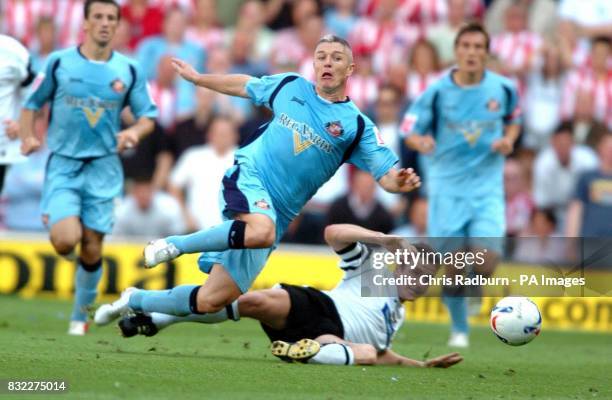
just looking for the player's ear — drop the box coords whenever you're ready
[346,62,355,78]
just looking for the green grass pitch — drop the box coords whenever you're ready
[0,295,610,400]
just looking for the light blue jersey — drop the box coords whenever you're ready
[25,47,157,159]
[402,69,521,199]
[240,73,398,221]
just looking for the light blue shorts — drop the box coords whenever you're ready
[41,153,122,234]
[428,194,505,253]
[198,161,291,293]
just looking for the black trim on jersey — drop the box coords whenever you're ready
[340,114,365,165]
[77,45,114,62]
[333,96,351,104]
[21,58,36,87]
[47,58,62,126]
[269,75,299,109]
[240,121,270,149]
[430,90,440,139]
[501,84,513,122]
[122,64,137,109]
[336,242,357,255]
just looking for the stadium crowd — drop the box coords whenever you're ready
[1,0,611,260]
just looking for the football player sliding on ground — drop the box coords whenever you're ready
[97,224,462,368]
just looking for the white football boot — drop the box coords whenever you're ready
[143,239,181,268]
[94,287,138,326]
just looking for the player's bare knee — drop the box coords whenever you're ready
[196,288,236,314]
[323,225,340,245]
[353,344,377,365]
[50,234,78,255]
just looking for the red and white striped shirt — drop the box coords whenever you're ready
[561,67,612,128]
[358,0,484,26]
[347,74,380,110]
[491,31,542,72]
[350,18,421,74]
[269,28,308,71]
[148,81,177,130]
[405,71,439,103]
[55,0,84,48]
[2,0,56,47]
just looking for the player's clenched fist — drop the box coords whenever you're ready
[117,128,140,152]
[396,167,421,192]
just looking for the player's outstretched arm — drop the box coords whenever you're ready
[171,58,251,98]
[378,167,421,194]
[376,349,463,368]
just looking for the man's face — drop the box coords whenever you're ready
[84,2,119,46]
[591,42,611,72]
[313,42,354,93]
[454,32,488,75]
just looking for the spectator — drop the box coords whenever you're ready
[111,19,135,56]
[186,0,224,52]
[136,7,205,116]
[427,0,469,67]
[558,0,612,44]
[505,158,535,237]
[533,121,599,227]
[513,208,567,265]
[327,169,395,233]
[55,0,84,47]
[121,0,164,50]
[392,196,428,238]
[490,2,543,80]
[560,37,612,129]
[169,88,214,161]
[405,39,441,105]
[566,134,612,237]
[485,0,558,38]
[346,51,379,110]
[169,116,238,232]
[113,176,185,238]
[350,0,420,75]
[227,27,268,78]
[225,0,274,63]
[523,43,565,150]
[324,0,358,40]
[372,84,405,216]
[2,0,55,47]
[397,0,485,27]
[30,16,57,73]
[148,55,179,131]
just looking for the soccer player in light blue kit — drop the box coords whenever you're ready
[19,0,157,335]
[94,35,421,328]
[402,23,521,348]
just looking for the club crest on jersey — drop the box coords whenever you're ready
[254,199,270,210]
[325,121,344,137]
[487,99,500,112]
[110,78,126,93]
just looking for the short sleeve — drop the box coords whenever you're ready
[245,73,300,109]
[348,116,399,181]
[127,63,158,119]
[23,53,60,110]
[502,81,522,126]
[573,172,591,203]
[400,86,438,137]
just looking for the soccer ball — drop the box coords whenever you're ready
[490,296,542,346]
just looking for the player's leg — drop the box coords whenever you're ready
[49,217,82,256]
[69,227,104,335]
[270,334,376,365]
[124,288,291,337]
[144,163,277,267]
[428,195,471,347]
[0,165,6,195]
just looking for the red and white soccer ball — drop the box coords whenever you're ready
[490,297,542,346]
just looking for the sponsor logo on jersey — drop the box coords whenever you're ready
[373,126,385,146]
[324,121,344,137]
[487,99,500,112]
[110,78,126,93]
[278,113,333,155]
[400,114,417,135]
[254,199,270,210]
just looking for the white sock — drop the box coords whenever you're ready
[308,343,354,365]
[151,301,240,329]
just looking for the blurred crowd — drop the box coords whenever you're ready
[0,0,611,262]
